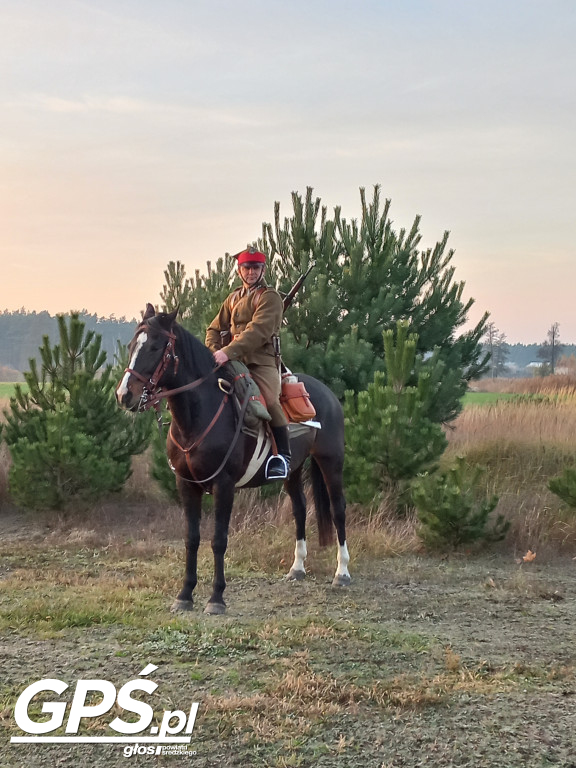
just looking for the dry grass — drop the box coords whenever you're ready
[448,398,576,449]
[476,374,576,396]
[0,488,420,582]
[446,378,576,555]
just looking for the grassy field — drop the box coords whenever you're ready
[0,383,20,399]
[1,504,575,767]
[462,391,517,405]
[1,376,576,766]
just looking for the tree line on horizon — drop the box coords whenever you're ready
[0,309,136,377]
[0,307,572,381]
[483,321,574,377]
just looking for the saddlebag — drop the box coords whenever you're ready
[280,373,317,423]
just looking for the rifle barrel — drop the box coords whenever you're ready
[282,264,314,311]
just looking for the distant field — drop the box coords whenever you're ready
[0,384,526,406]
[0,383,27,399]
[462,391,517,406]
[0,383,18,399]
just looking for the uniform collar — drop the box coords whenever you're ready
[240,279,267,296]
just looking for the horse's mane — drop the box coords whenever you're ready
[142,313,215,378]
[172,322,215,377]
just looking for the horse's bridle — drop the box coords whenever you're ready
[123,322,249,486]
[124,324,181,413]
[124,322,233,418]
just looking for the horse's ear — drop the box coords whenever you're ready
[143,303,156,320]
[157,306,179,330]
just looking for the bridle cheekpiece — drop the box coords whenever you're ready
[124,324,179,414]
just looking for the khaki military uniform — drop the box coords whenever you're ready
[205,281,287,427]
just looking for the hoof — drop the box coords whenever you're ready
[171,599,194,613]
[204,602,226,615]
[286,569,306,582]
[332,574,351,587]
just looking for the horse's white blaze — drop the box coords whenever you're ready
[291,539,307,573]
[335,542,350,578]
[116,332,148,399]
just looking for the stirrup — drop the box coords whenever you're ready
[265,454,290,480]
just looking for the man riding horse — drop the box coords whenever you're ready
[205,247,290,480]
[116,260,350,612]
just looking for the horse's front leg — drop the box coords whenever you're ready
[285,466,308,581]
[172,481,203,612]
[204,479,235,615]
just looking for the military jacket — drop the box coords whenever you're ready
[205,281,283,367]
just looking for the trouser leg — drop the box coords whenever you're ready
[249,365,290,479]
[249,365,287,427]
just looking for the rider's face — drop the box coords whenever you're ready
[239,263,265,287]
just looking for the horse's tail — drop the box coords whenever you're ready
[310,457,335,548]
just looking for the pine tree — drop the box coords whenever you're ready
[412,456,507,550]
[150,417,179,502]
[161,186,487,411]
[155,185,489,506]
[160,256,237,336]
[343,322,448,504]
[260,185,488,414]
[537,322,563,375]
[2,314,151,510]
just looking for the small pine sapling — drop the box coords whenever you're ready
[2,314,151,510]
[548,468,576,510]
[343,322,447,506]
[412,456,509,550]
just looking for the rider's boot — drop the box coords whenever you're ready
[265,425,291,480]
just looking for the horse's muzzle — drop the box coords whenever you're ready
[116,389,133,410]
[115,380,140,411]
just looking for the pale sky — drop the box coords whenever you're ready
[1,0,574,344]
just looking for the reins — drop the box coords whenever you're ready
[169,383,253,486]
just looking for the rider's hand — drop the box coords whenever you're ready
[213,349,229,366]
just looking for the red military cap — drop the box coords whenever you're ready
[235,247,266,265]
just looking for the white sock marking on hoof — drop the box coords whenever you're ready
[335,542,350,578]
[290,539,307,574]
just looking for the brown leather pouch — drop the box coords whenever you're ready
[280,375,317,422]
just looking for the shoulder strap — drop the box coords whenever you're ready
[251,286,268,311]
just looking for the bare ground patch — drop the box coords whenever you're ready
[1,504,576,767]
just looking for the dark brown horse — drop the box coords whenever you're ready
[116,304,349,614]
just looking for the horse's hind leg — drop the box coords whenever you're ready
[331,486,350,587]
[285,465,308,581]
[172,482,203,612]
[314,456,351,587]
